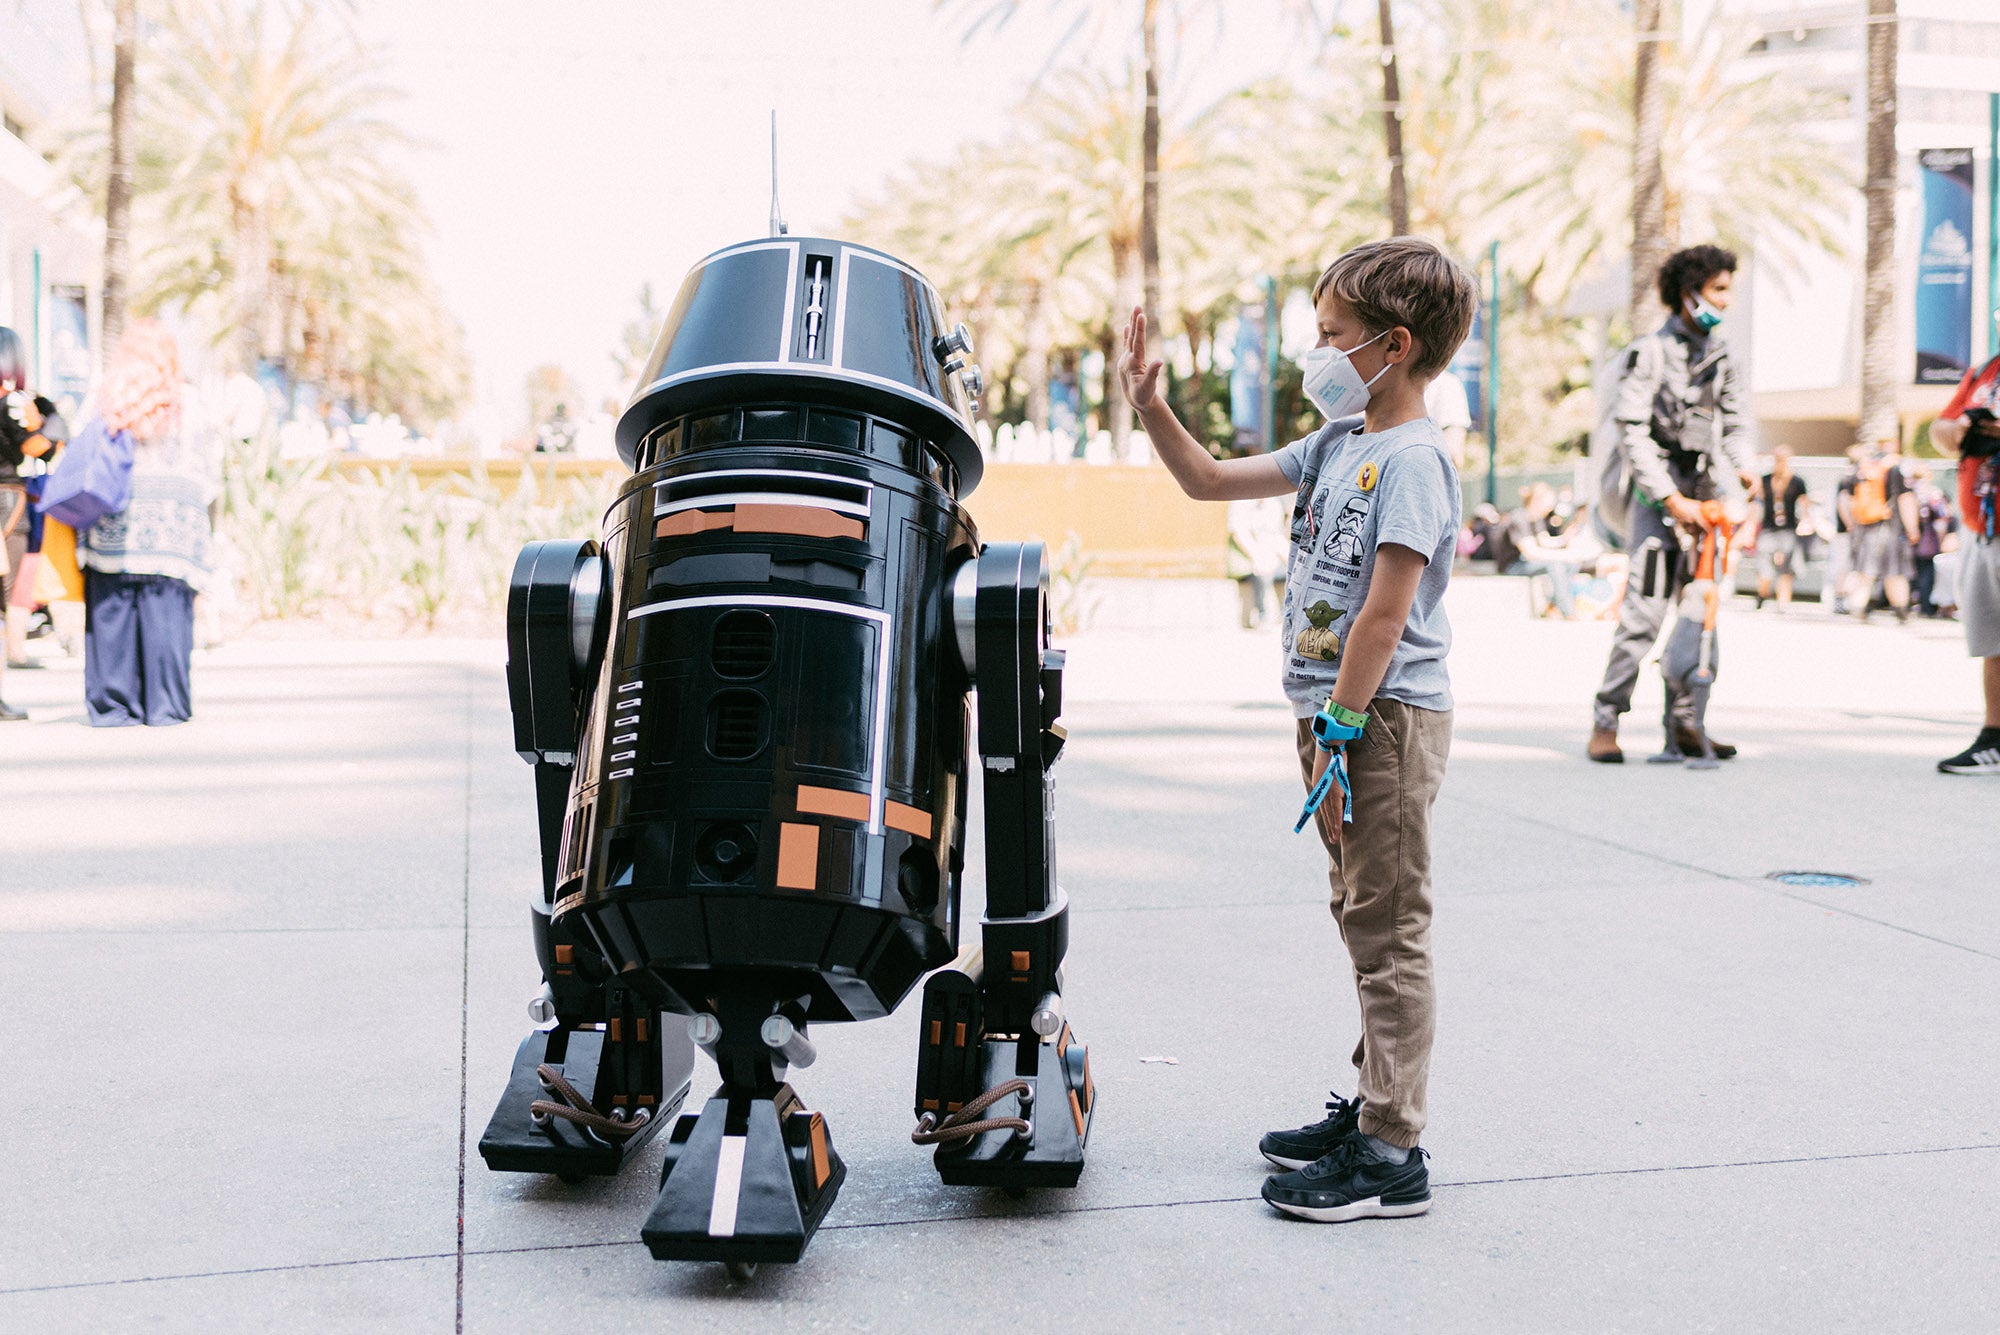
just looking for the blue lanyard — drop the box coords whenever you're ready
[1294,747,1353,832]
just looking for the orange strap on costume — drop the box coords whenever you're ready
[1693,500,1733,583]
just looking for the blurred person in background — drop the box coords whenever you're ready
[1516,496,1602,620]
[1828,445,1861,613]
[0,325,70,719]
[1460,502,1504,562]
[1424,369,1472,471]
[78,321,216,727]
[1928,343,2000,774]
[1752,445,1811,612]
[1841,440,1917,624]
[1907,463,1953,617]
[1227,494,1288,629]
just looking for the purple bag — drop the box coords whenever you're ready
[36,417,134,530]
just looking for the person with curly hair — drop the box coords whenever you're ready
[77,320,216,727]
[1587,244,1762,763]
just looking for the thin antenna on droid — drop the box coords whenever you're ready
[769,110,788,237]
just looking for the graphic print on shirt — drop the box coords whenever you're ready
[1294,598,1346,661]
[1291,467,1328,552]
[1322,493,1374,567]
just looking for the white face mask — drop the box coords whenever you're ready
[1300,330,1391,421]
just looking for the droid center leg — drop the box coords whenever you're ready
[640,997,846,1268]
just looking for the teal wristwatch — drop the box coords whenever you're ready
[1311,700,1368,750]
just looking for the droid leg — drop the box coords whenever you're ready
[478,541,695,1181]
[640,998,846,1267]
[1650,607,1702,766]
[915,542,1093,1189]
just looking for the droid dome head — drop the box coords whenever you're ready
[616,237,985,496]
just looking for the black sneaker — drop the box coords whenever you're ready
[1259,1093,1360,1170]
[1938,730,2000,776]
[1261,1130,1431,1223]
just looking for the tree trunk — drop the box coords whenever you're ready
[232,197,271,376]
[1179,310,1207,427]
[1097,323,1119,450]
[1109,238,1139,457]
[1140,0,1163,406]
[1858,0,1900,447]
[101,0,138,350]
[1377,0,1409,236]
[1022,277,1050,433]
[1629,0,1668,329]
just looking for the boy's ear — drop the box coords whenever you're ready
[1387,326,1418,368]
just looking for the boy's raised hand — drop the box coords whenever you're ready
[1115,306,1163,412]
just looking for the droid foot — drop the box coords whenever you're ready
[479,1029,687,1178]
[642,1086,844,1266]
[930,1033,1092,1190]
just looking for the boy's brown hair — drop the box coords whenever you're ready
[1312,237,1478,380]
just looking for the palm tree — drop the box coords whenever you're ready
[143,0,418,373]
[70,0,467,423]
[1295,0,1850,453]
[1376,0,1409,236]
[101,0,137,347]
[936,0,1174,455]
[846,62,1268,448]
[1481,0,1851,313]
[1858,0,1898,446]
[1631,0,1668,327]
[1139,0,1163,383]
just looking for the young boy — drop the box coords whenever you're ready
[1116,236,1476,1222]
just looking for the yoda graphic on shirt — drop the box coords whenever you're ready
[1294,599,1346,662]
[1323,495,1372,567]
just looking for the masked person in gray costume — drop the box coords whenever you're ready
[1588,245,1760,764]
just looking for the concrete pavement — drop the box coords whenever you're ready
[3,575,1995,1332]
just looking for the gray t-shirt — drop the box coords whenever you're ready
[1272,414,1461,716]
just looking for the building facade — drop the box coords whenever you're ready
[0,0,97,408]
[1734,1,2000,453]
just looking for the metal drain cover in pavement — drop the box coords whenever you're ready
[1767,871,1871,888]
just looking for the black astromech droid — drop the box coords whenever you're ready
[479,237,1093,1275]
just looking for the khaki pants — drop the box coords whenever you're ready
[1294,699,1452,1148]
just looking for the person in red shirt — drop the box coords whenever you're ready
[1928,347,2000,774]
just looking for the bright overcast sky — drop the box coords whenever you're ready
[352,0,1315,431]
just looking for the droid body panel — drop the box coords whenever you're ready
[479,236,1089,1275]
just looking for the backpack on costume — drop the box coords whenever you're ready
[1850,461,1891,527]
[1590,333,1723,551]
[1590,341,1648,552]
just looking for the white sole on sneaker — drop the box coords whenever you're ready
[1268,1193,1432,1223]
[1262,1150,1313,1171]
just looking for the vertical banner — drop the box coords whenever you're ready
[1915,147,1975,384]
[1228,300,1268,451]
[1450,301,1486,429]
[46,285,91,417]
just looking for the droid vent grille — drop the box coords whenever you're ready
[706,690,769,760]
[711,610,776,679]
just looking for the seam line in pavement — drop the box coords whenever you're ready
[455,668,472,1334]
[1442,793,2000,965]
[12,1142,1996,1295]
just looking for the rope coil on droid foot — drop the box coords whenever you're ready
[528,1063,651,1139]
[911,1078,1033,1145]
